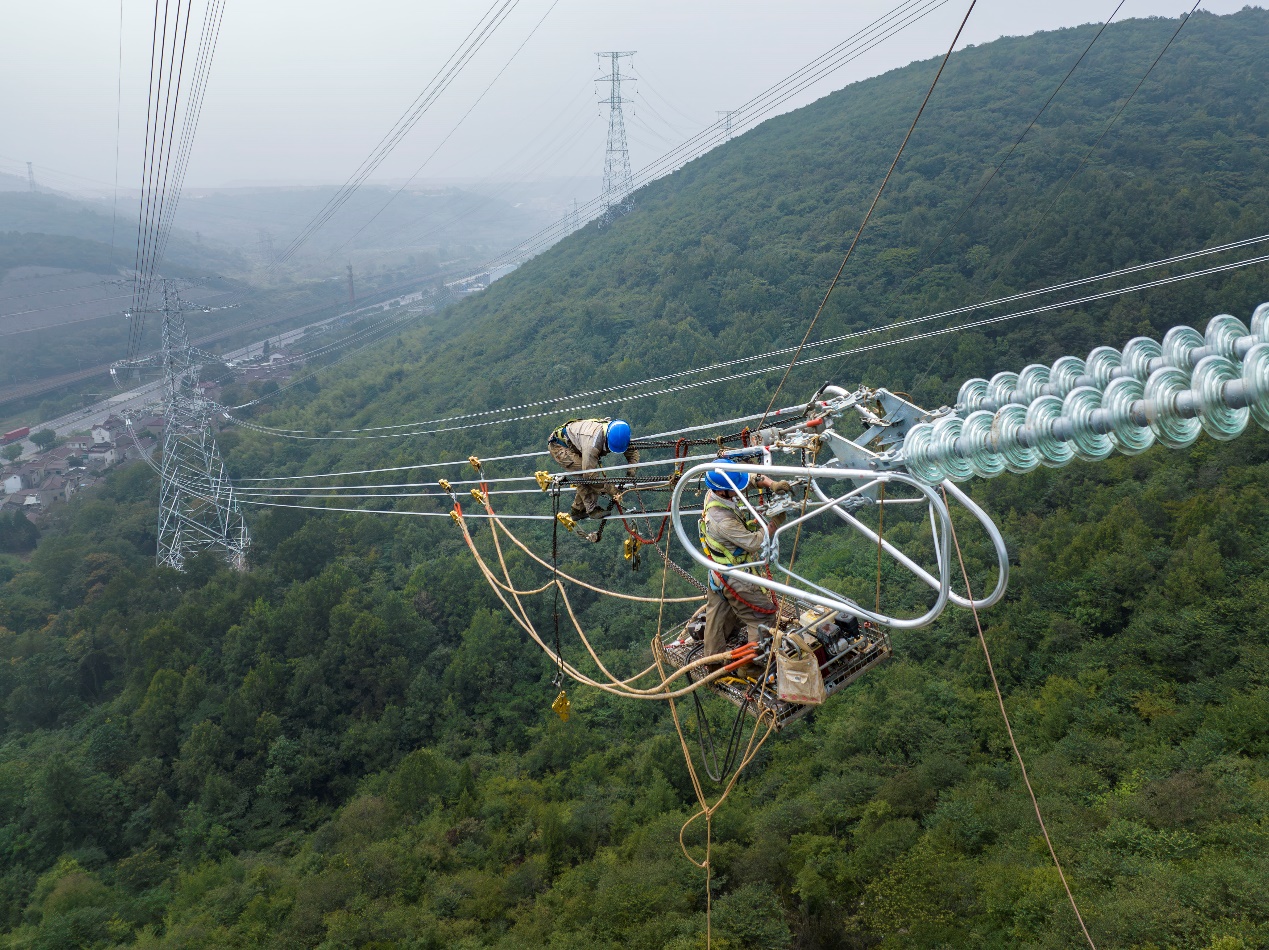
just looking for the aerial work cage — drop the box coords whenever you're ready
[650,305,1269,726]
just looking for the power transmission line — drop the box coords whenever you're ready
[271,0,524,269]
[330,0,563,259]
[473,0,952,275]
[224,241,1269,442]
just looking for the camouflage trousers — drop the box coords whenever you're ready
[703,582,775,658]
[548,441,608,517]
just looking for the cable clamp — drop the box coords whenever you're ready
[623,537,640,561]
[556,512,577,533]
[438,478,452,492]
[468,455,482,472]
[535,470,553,491]
[449,510,461,524]
[470,488,486,504]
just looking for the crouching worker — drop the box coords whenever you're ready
[547,418,638,541]
[699,469,791,670]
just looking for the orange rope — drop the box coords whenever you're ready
[941,486,1097,950]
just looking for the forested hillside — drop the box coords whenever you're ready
[2,10,1268,949]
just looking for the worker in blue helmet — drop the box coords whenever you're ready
[547,418,639,541]
[699,468,792,668]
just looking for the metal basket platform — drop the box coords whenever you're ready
[661,619,892,729]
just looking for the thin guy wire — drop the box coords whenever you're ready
[916,0,1127,272]
[911,1,1203,395]
[477,0,951,274]
[109,0,126,271]
[760,0,978,428]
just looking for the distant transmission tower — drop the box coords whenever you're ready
[596,51,636,225]
[26,162,36,193]
[717,110,739,141]
[115,280,250,571]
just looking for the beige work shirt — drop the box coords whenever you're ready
[563,419,639,471]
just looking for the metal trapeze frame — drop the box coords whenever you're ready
[669,461,1009,628]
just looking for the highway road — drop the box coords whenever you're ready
[4,314,346,460]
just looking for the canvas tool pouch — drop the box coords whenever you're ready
[776,631,827,705]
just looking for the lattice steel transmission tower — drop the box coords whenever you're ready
[114,280,249,571]
[596,51,635,225]
[717,110,739,141]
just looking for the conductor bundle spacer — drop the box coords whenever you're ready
[903,304,1269,484]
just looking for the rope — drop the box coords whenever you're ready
[941,487,1097,950]
[654,635,779,949]
[454,493,736,699]
[551,488,564,686]
[759,0,977,428]
[492,513,703,604]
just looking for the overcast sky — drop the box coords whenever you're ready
[0,0,1256,199]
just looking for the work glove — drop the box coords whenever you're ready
[768,480,792,494]
[768,511,788,531]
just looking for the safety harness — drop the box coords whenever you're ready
[699,495,778,614]
[549,417,611,453]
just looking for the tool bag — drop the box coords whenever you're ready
[776,631,827,705]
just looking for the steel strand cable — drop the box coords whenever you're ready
[231,233,1269,439]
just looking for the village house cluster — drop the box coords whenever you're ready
[0,414,164,518]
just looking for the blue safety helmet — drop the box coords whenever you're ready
[607,419,632,453]
[705,469,750,492]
